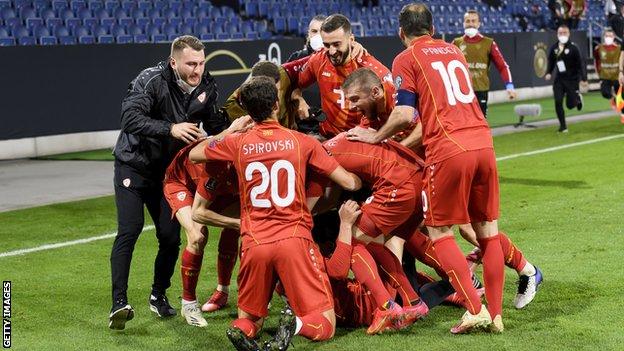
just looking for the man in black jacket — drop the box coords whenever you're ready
[109,35,228,330]
[545,25,588,132]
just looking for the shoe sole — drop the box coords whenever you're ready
[109,306,134,330]
[451,319,491,334]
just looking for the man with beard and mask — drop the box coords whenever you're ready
[452,10,516,118]
[289,14,394,139]
[109,35,228,330]
[545,25,588,132]
[287,15,327,62]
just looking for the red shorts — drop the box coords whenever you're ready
[237,237,333,317]
[331,279,375,328]
[355,178,420,239]
[163,181,194,217]
[422,148,499,227]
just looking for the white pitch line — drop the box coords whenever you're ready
[496,134,624,162]
[2,133,623,259]
[0,225,155,258]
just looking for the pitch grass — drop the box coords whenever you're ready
[2,118,623,350]
[34,92,612,162]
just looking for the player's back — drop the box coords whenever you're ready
[323,133,422,189]
[164,140,207,190]
[394,36,493,164]
[233,121,336,248]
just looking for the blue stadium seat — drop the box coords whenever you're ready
[162,22,176,36]
[0,37,15,45]
[78,7,93,19]
[58,35,75,44]
[117,34,133,43]
[118,17,132,26]
[193,23,208,36]
[20,7,37,20]
[46,18,63,29]
[33,24,50,37]
[1,7,16,20]
[18,36,37,45]
[0,25,6,37]
[110,23,125,36]
[126,24,142,35]
[244,2,258,18]
[105,1,120,11]
[216,32,229,40]
[40,36,57,45]
[100,17,115,27]
[40,8,56,21]
[71,1,87,11]
[54,25,70,37]
[200,33,214,41]
[26,18,43,29]
[287,17,298,33]
[73,25,90,37]
[151,33,165,42]
[113,7,128,19]
[167,33,177,41]
[135,17,149,27]
[60,8,75,21]
[97,34,114,43]
[0,0,9,10]
[66,18,81,29]
[52,0,69,12]
[147,8,160,20]
[132,8,146,19]
[121,1,135,11]
[138,1,151,11]
[82,17,97,27]
[133,33,148,43]
[259,31,271,40]
[231,32,243,40]
[168,17,181,27]
[273,17,286,33]
[183,17,196,27]
[245,31,258,40]
[145,24,160,36]
[78,35,95,43]
[12,25,29,38]
[178,23,192,35]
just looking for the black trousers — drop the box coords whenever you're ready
[110,161,181,303]
[553,79,580,131]
[600,79,620,99]
[475,90,489,118]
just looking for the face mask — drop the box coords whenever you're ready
[309,34,324,52]
[605,37,615,45]
[173,65,197,94]
[464,27,478,38]
[558,35,569,44]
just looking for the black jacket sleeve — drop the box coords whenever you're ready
[546,45,556,75]
[120,69,171,137]
[573,45,587,81]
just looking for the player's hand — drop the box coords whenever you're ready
[339,200,361,226]
[580,80,589,93]
[507,89,517,100]
[227,115,254,133]
[346,126,379,144]
[619,72,624,86]
[544,73,551,81]
[171,122,201,144]
[351,41,369,62]
[296,97,310,119]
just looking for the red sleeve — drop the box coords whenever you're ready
[593,46,601,73]
[291,52,319,89]
[306,171,330,198]
[307,136,340,176]
[282,55,311,84]
[489,41,513,84]
[324,241,352,279]
[196,175,218,202]
[203,134,237,162]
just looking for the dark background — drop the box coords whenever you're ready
[0,31,587,140]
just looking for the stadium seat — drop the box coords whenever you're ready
[66,18,82,29]
[151,33,165,42]
[133,33,148,43]
[52,0,69,12]
[0,37,14,45]
[33,24,51,38]
[97,34,114,43]
[71,1,87,11]
[59,35,77,45]
[117,34,133,43]
[244,3,258,18]
[40,36,57,45]
[73,25,90,37]
[12,25,29,38]
[18,36,36,45]
[26,17,43,29]
[0,7,16,21]
[0,0,9,10]
[0,26,7,37]
[273,17,286,33]
[200,33,214,41]
[105,1,120,11]
[216,32,229,40]
[245,31,258,40]
[178,23,192,35]
[78,35,95,44]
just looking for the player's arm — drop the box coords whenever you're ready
[120,72,175,137]
[309,140,362,191]
[399,121,422,149]
[324,200,361,279]
[191,191,240,230]
[327,166,361,192]
[189,115,252,163]
[490,41,516,99]
[545,45,556,80]
[594,46,601,74]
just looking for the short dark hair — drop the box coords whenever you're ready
[321,14,351,34]
[399,3,433,38]
[239,76,278,122]
[311,15,327,24]
[558,24,570,31]
[251,61,280,83]
[465,9,480,20]
[604,27,614,34]
[342,68,382,92]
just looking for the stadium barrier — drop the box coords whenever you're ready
[0,31,588,159]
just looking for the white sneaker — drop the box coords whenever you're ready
[514,266,543,309]
[181,302,208,327]
[450,304,492,334]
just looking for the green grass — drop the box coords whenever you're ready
[487,91,612,128]
[33,148,114,161]
[2,118,624,350]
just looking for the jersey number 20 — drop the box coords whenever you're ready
[245,160,295,208]
[431,60,475,105]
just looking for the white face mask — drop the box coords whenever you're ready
[464,27,478,38]
[558,35,569,45]
[309,34,324,52]
[173,65,197,94]
[605,37,615,45]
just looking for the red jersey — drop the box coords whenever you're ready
[323,133,423,190]
[164,141,237,199]
[359,88,417,143]
[291,51,394,137]
[202,120,340,249]
[393,35,493,165]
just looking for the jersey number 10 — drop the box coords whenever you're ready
[431,60,475,106]
[245,160,295,208]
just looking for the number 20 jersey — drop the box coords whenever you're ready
[203,120,340,249]
[393,35,493,165]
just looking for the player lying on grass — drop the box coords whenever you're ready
[162,115,252,327]
[190,76,362,350]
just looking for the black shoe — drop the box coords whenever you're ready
[226,327,262,351]
[149,294,176,317]
[264,307,296,351]
[577,94,583,110]
[109,299,134,330]
[558,128,568,133]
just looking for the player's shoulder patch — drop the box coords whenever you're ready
[394,75,403,90]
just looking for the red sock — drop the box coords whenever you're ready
[231,318,259,338]
[217,228,239,286]
[478,235,505,318]
[298,313,334,341]
[350,244,393,308]
[498,232,527,273]
[404,230,448,279]
[181,248,203,301]
[365,242,420,306]
[432,236,481,315]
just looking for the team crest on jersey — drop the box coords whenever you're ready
[564,48,569,54]
[383,73,393,83]
[394,75,403,90]
[205,178,218,192]
[197,91,206,103]
[177,191,186,201]
[122,178,131,187]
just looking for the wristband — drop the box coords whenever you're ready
[505,83,515,90]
